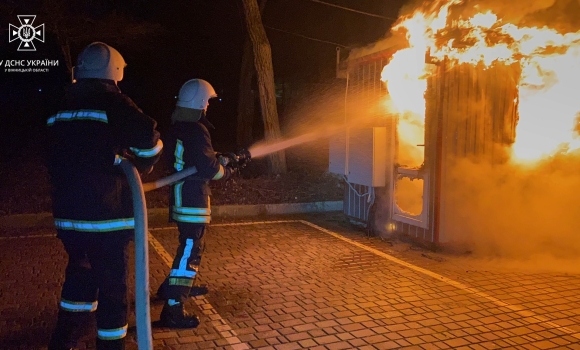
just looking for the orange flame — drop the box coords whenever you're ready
[380,0,580,164]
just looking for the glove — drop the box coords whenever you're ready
[224,163,237,179]
[217,152,236,167]
[218,155,230,167]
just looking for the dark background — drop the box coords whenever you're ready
[0,0,407,163]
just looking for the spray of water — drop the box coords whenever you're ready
[248,109,389,159]
[248,124,347,158]
[246,80,391,160]
[247,82,347,159]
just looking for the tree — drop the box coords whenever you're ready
[237,0,267,149]
[240,0,287,174]
[38,0,163,77]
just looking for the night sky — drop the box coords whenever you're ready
[0,0,407,161]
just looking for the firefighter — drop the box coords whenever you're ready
[155,78,235,328]
[47,42,163,350]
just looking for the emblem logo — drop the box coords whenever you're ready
[8,15,45,51]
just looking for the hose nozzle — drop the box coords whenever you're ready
[235,149,251,168]
[217,149,252,169]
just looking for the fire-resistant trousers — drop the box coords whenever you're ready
[49,232,132,350]
[164,222,207,302]
[164,184,211,302]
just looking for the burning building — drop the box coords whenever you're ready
[330,0,580,254]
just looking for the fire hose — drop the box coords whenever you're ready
[142,149,251,192]
[118,149,250,349]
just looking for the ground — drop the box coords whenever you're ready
[2,215,580,349]
[0,140,344,216]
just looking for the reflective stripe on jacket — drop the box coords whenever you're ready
[167,121,230,224]
[47,79,162,233]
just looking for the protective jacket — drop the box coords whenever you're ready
[168,120,229,224]
[47,79,163,236]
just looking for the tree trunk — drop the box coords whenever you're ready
[56,31,73,78]
[237,0,267,149]
[240,0,287,174]
[237,36,256,148]
[41,0,73,78]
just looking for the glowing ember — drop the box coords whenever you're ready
[380,0,580,164]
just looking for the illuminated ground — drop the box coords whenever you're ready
[1,213,580,349]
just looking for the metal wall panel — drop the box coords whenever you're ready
[344,53,520,244]
[328,130,347,176]
[343,182,372,223]
[429,60,520,243]
[346,127,387,187]
[342,54,393,224]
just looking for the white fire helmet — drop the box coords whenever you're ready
[176,79,217,110]
[74,42,126,82]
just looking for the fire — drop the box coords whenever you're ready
[380,0,580,164]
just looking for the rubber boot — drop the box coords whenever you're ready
[159,302,200,329]
[189,284,208,297]
[48,310,93,350]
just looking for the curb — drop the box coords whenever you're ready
[0,201,344,229]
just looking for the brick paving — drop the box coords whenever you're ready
[1,215,580,349]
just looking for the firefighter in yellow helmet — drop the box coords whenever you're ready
[155,78,236,328]
[47,42,163,349]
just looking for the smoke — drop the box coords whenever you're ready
[340,0,580,274]
[442,151,580,272]
[279,82,346,136]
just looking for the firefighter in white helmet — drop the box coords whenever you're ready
[47,42,162,350]
[155,78,236,328]
[72,41,126,82]
[176,78,218,110]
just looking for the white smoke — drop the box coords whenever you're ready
[443,152,580,265]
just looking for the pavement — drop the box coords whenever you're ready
[1,209,580,349]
